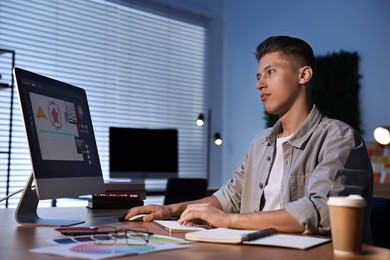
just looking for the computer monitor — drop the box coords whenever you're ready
[13,67,105,226]
[109,127,178,181]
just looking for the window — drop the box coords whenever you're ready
[0,0,209,208]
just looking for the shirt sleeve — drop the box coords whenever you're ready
[285,131,373,238]
[213,154,248,213]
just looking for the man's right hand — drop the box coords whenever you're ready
[120,204,173,222]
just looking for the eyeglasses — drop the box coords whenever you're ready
[92,226,153,246]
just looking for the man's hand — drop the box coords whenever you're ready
[121,204,173,222]
[178,203,231,228]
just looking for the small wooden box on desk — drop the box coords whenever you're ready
[88,181,146,209]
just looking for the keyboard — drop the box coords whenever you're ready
[154,220,209,233]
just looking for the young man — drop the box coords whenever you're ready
[123,36,374,243]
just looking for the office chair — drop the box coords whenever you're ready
[370,197,390,249]
[163,178,208,205]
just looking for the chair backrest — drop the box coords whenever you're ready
[370,197,390,249]
[163,178,208,205]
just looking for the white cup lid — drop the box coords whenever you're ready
[327,194,366,207]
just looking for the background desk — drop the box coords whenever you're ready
[2,207,390,260]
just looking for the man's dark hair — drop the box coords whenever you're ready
[255,36,316,76]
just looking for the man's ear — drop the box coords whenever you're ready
[298,66,313,85]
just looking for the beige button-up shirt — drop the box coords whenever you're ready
[214,105,373,243]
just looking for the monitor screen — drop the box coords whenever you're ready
[109,127,178,180]
[14,67,105,226]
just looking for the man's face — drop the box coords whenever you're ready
[256,52,302,117]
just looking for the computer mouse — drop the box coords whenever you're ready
[118,213,148,222]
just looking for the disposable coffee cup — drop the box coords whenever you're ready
[327,195,366,255]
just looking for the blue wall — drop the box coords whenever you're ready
[147,0,390,187]
[221,0,390,184]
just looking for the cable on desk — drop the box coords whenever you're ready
[0,186,35,203]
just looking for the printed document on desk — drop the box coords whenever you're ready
[185,228,330,249]
[31,234,190,260]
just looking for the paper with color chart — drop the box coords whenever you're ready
[31,234,190,260]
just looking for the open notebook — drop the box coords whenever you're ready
[185,228,331,250]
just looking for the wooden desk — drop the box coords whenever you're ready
[2,207,390,260]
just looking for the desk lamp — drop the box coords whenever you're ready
[196,109,222,179]
[373,126,390,145]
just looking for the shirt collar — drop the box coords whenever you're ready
[266,105,323,148]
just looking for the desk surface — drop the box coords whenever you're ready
[2,207,390,260]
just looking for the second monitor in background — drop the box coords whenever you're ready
[109,127,178,182]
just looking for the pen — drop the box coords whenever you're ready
[241,228,277,242]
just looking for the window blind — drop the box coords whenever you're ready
[0,0,209,208]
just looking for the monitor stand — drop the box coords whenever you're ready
[15,172,85,227]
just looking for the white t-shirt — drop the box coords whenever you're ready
[262,134,292,211]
